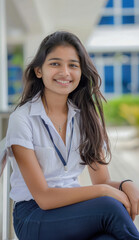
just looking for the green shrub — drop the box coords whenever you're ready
[120,104,139,126]
[103,94,139,126]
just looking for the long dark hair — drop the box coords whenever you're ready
[18,31,111,168]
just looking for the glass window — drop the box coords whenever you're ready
[123,53,131,58]
[8,48,23,105]
[8,66,23,105]
[99,16,114,25]
[122,15,135,24]
[104,66,114,93]
[122,65,131,93]
[102,53,115,57]
[89,53,95,58]
[106,0,114,8]
[122,0,134,8]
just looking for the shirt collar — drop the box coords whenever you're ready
[67,100,80,122]
[29,94,80,124]
[29,94,50,125]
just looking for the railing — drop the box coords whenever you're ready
[2,158,11,239]
[0,111,16,240]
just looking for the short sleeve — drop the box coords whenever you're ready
[6,110,34,150]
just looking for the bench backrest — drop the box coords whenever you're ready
[0,137,16,239]
[0,137,7,177]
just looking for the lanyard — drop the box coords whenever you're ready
[41,117,74,171]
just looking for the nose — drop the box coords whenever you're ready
[59,65,70,77]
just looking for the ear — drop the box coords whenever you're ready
[34,67,42,78]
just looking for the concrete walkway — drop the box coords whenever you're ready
[79,126,139,230]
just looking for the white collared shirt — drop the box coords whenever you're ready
[6,95,85,202]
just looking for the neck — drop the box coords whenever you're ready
[43,91,68,114]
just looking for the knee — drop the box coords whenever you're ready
[93,233,116,240]
[98,196,125,213]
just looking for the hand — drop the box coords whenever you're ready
[104,185,131,216]
[121,181,139,221]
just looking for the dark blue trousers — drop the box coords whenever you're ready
[13,196,139,240]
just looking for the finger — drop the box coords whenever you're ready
[123,202,131,216]
[131,214,136,221]
[131,202,138,219]
[124,199,131,216]
[120,192,131,216]
[137,201,139,215]
[126,206,131,217]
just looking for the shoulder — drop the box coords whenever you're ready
[10,101,32,124]
[10,93,41,123]
[8,94,43,133]
[6,101,35,150]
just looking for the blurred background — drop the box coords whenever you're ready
[0,0,139,239]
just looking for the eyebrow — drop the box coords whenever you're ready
[48,58,80,63]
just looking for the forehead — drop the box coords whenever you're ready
[46,45,80,61]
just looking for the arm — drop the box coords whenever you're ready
[88,162,139,220]
[12,145,131,213]
[88,162,121,188]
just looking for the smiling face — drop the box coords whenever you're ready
[35,45,82,98]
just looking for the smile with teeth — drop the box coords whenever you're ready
[55,79,72,84]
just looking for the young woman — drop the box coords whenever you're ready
[6,31,139,240]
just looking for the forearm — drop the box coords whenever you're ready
[104,180,121,190]
[88,165,121,190]
[39,184,106,210]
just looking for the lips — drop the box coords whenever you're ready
[56,80,71,83]
[54,79,72,85]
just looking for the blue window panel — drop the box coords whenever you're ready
[102,53,115,57]
[122,15,135,24]
[104,66,114,93]
[99,16,114,25]
[122,65,131,93]
[122,0,134,8]
[89,53,95,58]
[123,53,131,58]
[8,66,22,81]
[105,0,113,8]
[8,86,16,95]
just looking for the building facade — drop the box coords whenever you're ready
[88,0,139,97]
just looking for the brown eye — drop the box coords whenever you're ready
[50,62,59,66]
[70,64,78,68]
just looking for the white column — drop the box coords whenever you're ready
[131,53,138,93]
[114,63,122,95]
[0,0,8,111]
